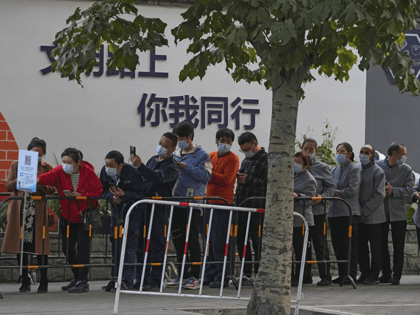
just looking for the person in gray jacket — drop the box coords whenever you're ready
[376,142,414,285]
[357,144,386,285]
[292,151,317,286]
[328,142,361,284]
[302,138,336,286]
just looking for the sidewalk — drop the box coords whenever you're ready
[1,276,420,315]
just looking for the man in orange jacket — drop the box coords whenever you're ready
[203,128,239,288]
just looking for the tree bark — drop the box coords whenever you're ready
[247,71,305,315]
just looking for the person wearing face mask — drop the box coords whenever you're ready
[301,138,336,286]
[130,132,180,291]
[202,128,239,288]
[37,148,102,293]
[376,142,414,285]
[234,132,268,285]
[357,144,386,285]
[167,122,212,289]
[292,151,317,286]
[328,142,361,285]
[100,150,144,290]
[2,137,55,293]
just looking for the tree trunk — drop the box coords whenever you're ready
[247,71,304,315]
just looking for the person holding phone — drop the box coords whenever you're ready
[100,150,144,290]
[234,132,268,285]
[37,148,102,293]
[2,138,56,293]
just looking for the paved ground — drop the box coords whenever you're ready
[1,276,420,315]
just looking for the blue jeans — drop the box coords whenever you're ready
[110,204,143,287]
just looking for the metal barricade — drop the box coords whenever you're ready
[113,199,309,315]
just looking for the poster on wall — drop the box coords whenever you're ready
[16,150,38,193]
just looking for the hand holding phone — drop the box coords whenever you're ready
[130,146,136,156]
[63,190,71,196]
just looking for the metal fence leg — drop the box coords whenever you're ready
[138,204,155,291]
[160,206,174,292]
[199,208,214,296]
[178,206,194,294]
[237,211,251,298]
[219,210,233,297]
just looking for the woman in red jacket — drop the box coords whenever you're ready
[37,148,102,293]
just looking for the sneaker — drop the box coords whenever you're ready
[239,274,254,286]
[209,280,229,288]
[68,280,89,293]
[317,278,332,286]
[61,279,78,291]
[165,277,187,288]
[332,276,343,284]
[184,277,200,290]
[363,278,379,285]
[389,277,400,285]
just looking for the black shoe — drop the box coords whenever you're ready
[68,280,89,293]
[142,284,160,292]
[209,280,229,288]
[389,277,400,285]
[37,279,48,293]
[379,274,391,283]
[317,278,332,286]
[61,279,78,291]
[19,283,31,292]
[332,276,343,284]
[363,278,379,285]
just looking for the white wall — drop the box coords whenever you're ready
[0,0,366,171]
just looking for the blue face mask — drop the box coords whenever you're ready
[157,145,168,157]
[218,143,231,154]
[177,140,189,150]
[62,163,74,175]
[359,154,370,166]
[335,154,347,164]
[106,167,118,177]
[294,163,303,174]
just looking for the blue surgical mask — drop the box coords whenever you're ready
[38,156,42,163]
[359,154,370,166]
[106,167,117,177]
[397,156,407,165]
[157,145,168,157]
[218,143,231,154]
[335,154,347,164]
[177,140,189,150]
[63,163,74,174]
[294,163,303,174]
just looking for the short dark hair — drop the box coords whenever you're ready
[295,151,311,167]
[302,137,318,150]
[61,148,82,163]
[387,142,405,156]
[216,128,235,142]
[172,121,194,141]
[105,150,124,165]
[27,137,47,155]
[162,132,178,148]
[336,142,355,162]
[238,132,258,146]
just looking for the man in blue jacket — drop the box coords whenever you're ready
[100,150,144,290]
[130,132,180,291]
[166,121,212,290]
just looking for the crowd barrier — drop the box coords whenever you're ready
[112,199,309,315]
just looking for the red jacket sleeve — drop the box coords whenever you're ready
[37,166,62,189]
[82,170,103,197]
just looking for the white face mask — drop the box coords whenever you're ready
[308,153,315,160]
[218,143,231,154]
[38,156,42,163]
[397,156,407,165]
[294,163,303,174]
[359,154,370,166]
[62,163,74,174]
[177,140,189,150]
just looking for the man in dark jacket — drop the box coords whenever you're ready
[130,132,180,291]
[100,150,144,290]
[234,132,268,285]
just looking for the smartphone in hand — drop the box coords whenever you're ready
[130,146,136,156]
[63,190,71,196]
